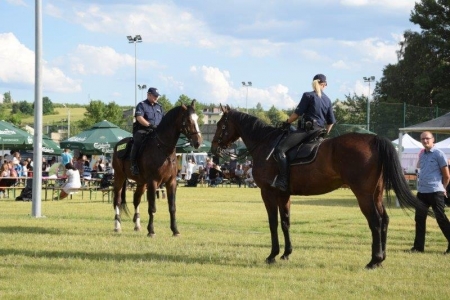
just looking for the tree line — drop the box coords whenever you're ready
[2,1,448,140]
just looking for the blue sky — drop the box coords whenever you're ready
[0,0,419,110]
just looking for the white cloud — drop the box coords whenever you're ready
[340,0,415,11]
[0,33,81,93]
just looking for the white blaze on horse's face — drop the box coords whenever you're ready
[192,113,201,137]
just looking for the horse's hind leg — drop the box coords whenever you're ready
[279,196,292,260]
[380,206,389,262]
[133,184,146,231]
[365,200,386,269]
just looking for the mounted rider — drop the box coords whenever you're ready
[272,74,336,192]
[130,87,164,176]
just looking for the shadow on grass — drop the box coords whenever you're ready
[0,226,62,235]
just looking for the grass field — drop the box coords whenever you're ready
[0,187,449,299]
[21,107,87,125]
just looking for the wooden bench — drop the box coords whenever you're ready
[46,186,99,201]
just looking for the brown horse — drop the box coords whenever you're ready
[211,105,428,269]
[112,101,202,236]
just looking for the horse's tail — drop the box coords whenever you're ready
[121,179,130,217]
[376,136,432,216]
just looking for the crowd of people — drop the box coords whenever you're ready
[181,157,257,188]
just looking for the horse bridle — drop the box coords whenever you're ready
[180,109,200,143]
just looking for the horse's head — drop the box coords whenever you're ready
[180,100,203,149]
[211,104,240,157]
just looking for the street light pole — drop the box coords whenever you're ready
[137,84,147,101]
[363,76,375,131]
[63,104,70,138]
[242,81,252,113]
[127,35,142,107]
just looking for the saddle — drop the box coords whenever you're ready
[116,137,133,160]
[282,129,326,166]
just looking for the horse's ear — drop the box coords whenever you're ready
[226,104,231,111]
[191,99,196,109]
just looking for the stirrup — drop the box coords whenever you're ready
[131,165,139,176]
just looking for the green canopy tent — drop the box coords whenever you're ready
[60,120,132,155]
[176,135,211,153]
[0,120,62,155]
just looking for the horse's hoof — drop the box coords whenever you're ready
[365,262,382,270]
[147,233,156,238]
[265,257,276,264]
[280,255,289,260]
[134,226,141,232]
[114,228,121,233]
[172,233,180,237]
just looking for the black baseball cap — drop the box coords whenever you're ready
[313,74,327,83]
[147,87,160,97]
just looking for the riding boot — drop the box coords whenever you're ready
[272,151,289,192]
[130,141,140,176]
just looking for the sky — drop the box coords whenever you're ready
[0,0,420,110]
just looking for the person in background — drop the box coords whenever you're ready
[234,164,245,188]
[61,148,73,176]
[0,162,12,198]
[82,160,92,180]
[130,87,164,176]
[74,155,85,176]
[272,74,336,192]
[410,131,450,254]
[245,164,256,188]
[185,159,196,181]
[56,163,81,200]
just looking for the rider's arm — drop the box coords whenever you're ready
[287,113,299,124]
[136,115,151,127]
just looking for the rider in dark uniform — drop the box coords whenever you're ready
[130,87,164,176]
[272,74,336,192]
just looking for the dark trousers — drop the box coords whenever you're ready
[414,192,450,250]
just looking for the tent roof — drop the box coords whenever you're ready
[392,133,423,149]
[400,112,450,134]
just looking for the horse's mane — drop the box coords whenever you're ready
[158,105,184,130]
[227,109,278,140]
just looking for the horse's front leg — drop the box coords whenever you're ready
[146,185,157,237]
[264,205,280,263]
[113,181,124,232]
[133,184,146,231]
[166,182,179,236]
[279,198,292,260]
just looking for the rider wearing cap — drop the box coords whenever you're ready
[272,74,336,192]
[130,87,165,176]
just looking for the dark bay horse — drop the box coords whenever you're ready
[211,106,428,269]
[112,101,202,236]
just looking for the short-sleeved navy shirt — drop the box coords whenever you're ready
[294,91,336,128]
[135,100,164,126]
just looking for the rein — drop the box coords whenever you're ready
[216,113,277,159]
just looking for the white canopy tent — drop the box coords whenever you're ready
[392,133,423,172]
[399,112,450,172]
[434,137,450,157]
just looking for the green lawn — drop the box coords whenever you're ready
[0,187,449,299]
[21,107,87,125]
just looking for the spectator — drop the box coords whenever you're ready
[208,164,223,187]
[410,131,450,254]
[56,163,81,200]
[234,164,245,188]
[74,155,85,176]
[82,160,92,180]
[61,149,73,176]
[185,159,196,180]
[245,164,257,188]
[0,162,14,198]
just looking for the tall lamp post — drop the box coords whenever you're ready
[127,35,142,107]
[138,84,147,101]
[63,104,70,138]
[242,81,252,113]
[363,76,375,131]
